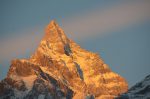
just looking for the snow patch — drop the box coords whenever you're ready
[38,94,45,99]
[21,75,37,90]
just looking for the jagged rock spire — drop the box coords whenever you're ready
[37,20,71,55]
[45,20,58,33]
[44,20,69,44]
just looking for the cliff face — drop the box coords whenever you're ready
[0,20,128,99]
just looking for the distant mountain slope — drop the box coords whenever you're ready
[116,75,150,99]
[0,20,128,99]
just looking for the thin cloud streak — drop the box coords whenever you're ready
[63,1,150,40]
[0,1,150,62]
[0,29,43,62]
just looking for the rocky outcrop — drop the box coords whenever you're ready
[0,20,128,99]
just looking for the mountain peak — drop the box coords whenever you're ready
[45,20,60,34]
[48,20,58,28]
[39,20,71,55]
[0,20,128,99]
[44,20,68,43]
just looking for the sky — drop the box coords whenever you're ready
[0,0,150,87]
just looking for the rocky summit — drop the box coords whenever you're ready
[0,20,128,99]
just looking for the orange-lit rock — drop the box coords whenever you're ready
[0,20,128,99]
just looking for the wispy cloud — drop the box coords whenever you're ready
[0,1,150,62]
[63,1,150,40]
[0,29,43,62]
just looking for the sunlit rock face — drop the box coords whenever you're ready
[0,20,128,99]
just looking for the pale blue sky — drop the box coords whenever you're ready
[0,0,150,87]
